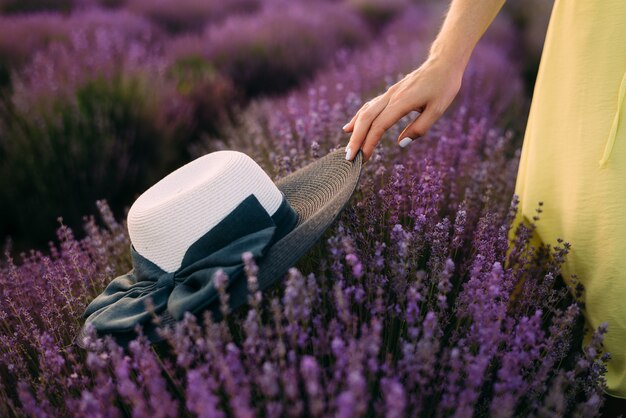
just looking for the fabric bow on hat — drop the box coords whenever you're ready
[82,194,297,334]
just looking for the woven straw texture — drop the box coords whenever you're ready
[128,150,283,273]
[76,148,362,349]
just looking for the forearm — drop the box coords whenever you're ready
[428,0,506,70]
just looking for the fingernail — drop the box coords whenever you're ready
[345,145,353,161]
[399,137,413,148]
[342,123,349,131]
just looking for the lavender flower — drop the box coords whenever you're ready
[125,0,261,33]
[203,1,371,96]
[0,3,612,418]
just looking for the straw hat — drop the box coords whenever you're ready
[75,147,362,349]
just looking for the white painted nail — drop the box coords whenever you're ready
[399,137,413,148]
[342,123,350,130]
[345,146,353,161]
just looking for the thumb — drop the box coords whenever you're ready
[397,106,441,147]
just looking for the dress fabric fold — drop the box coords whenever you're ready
[508,0,626,399]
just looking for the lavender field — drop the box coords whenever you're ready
[0,0,614,417]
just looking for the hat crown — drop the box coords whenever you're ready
[127,151,283,272]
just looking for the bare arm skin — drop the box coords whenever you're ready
[343,0,507,162]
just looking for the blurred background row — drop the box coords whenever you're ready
[0,0,552,254]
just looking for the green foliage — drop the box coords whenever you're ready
[0,74,192,250]
[167,54,240,136]
[168,55,219,95]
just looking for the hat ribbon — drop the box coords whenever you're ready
[81,194,297,334]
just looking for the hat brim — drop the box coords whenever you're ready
[74,147,363,350]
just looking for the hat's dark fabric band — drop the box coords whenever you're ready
[81,193,298,334]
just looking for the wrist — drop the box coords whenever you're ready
[428,41,472,72]
[422,52,466,85]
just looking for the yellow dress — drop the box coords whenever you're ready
[507,0,626,399]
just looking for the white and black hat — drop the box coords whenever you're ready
[75,147,363,348]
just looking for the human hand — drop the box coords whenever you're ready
[342,56,464,162]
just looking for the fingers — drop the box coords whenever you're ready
[396,105,442,147]
[359,101,416,161]
[344,97,388,161]
[342,97,377,133]
[342,90,442,162]
[342,109,359,133]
